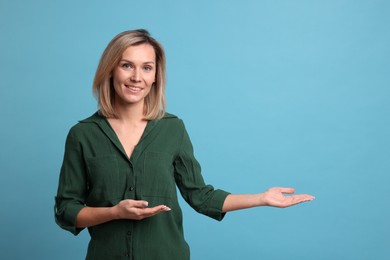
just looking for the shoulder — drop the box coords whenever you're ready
[149,112,188,136]
[67,112,103,134]
[78,111,104,124]
[159,112,185,127]
[162,112,179,120]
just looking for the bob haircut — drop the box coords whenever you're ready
[93,29,166,120]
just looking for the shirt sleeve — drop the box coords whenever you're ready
[174,121,230,221]
[54,127,87,235]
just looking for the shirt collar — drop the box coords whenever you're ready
[79,111,177,124]
[78,111,177,161]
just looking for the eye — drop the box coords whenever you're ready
[143,65,153,71]
[121,63,133,69]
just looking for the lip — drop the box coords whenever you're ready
[124,84,143,92]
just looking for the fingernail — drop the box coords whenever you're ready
[144,201,149,207]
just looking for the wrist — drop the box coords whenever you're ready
[257,193,268,207]
[110,205,120,220]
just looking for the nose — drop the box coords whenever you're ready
[131,68,141,82]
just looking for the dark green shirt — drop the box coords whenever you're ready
[55,112,230,260]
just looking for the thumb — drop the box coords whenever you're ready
[272,187,295,194]
[131,200,149,208]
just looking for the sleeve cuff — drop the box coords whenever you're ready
[55,198,86,236]
[201,189,231,221]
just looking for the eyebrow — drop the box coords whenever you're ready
[120,59,155,64]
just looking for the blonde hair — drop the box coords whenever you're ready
[93,29,166,120]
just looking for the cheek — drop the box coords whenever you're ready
[146,74,156,85]
[112,70,124,84]
[111,73,125,94]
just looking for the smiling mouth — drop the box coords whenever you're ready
[125,85,142,91]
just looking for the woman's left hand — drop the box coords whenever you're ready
[260,187,315,208]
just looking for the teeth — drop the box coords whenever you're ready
[125,85,142,91]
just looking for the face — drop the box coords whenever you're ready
[112,43,156,108]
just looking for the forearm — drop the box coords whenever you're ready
[222,194,265,212]
[76,206,118,228]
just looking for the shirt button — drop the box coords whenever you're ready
[127,231,132,236]
[129,187,134,191]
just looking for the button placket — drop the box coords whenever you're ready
[126,162,135,197]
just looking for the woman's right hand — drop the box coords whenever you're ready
[112,199,171,220]
[76,199,171,228]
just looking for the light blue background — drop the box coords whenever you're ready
[1,0,389,259]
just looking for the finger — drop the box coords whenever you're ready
[137,205,171,218]
[130,200,149,208]
[298,194,315,201]
[149,205,172,213]
[288,194,315,205]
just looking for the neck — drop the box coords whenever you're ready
[113,100,146,124]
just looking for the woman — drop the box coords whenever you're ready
[55,29,314,260]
